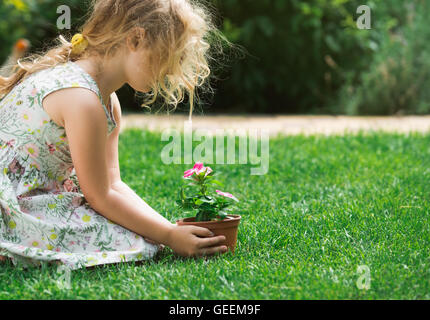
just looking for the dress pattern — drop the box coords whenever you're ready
[0,61,159,270]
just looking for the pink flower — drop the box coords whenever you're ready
[183,162,203,178]
[20,206,30,214]
[20,110,31,122]
[23,143,39,158]
[71,196,83,207]
[183,162,213,178]
[31,88,38,97]
[201,166,213,176]
[4,206,11,215]
[193,162,204,171]
[30,162,40,171]
[216,190,239,202]
[5,139,15,148]
[63,179,76,192]
[46,142,56,154]
[46,180,59,192]
[8,158,22,173]
[28,239,42,248]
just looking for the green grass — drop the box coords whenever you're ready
[1,130,429,299]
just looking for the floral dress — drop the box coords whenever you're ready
[0,61,160,270]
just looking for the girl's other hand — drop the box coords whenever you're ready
[165,224,228,257]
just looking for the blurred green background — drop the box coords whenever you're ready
[1,0,429,115]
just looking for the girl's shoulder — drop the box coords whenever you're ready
[28,61,101,102]
[28,61,116,134]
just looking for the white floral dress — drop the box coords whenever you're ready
[0,61,159,270]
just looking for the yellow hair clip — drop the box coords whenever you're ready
[71,33,88,55]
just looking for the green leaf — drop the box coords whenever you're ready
[195,211,203,222]
[218,211,228,220]
[199,196,215,204]
[196,211,212,222]
[200,203,217,212]
[210,179,224,187]
[194,199,204,206]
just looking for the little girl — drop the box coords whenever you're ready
[0,0,228,270]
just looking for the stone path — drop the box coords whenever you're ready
[120,114,430,136]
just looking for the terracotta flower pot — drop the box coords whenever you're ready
[176,214,241,254]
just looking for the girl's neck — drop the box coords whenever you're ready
[74,54,127,106]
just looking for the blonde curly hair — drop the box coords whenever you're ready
[0,0,229,119]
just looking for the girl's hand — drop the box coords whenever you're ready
[165,224,228,257]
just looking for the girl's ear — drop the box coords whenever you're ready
[126,27,146,52]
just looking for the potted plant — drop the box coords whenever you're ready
[175,162,241,253]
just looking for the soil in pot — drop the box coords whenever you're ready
[176,214,241,254]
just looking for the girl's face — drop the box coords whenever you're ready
[123,46,155,93]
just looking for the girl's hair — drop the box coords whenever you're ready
[0,0,231,119]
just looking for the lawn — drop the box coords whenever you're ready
[1,130,429,299]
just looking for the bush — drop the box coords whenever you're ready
[0,0,375,114]
[337,0,430,115]
[1,0,428,115]
[0,0,86,62]
[210,0,374,114]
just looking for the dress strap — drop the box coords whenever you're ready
[35,62,116,133]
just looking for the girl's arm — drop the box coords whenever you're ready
[105,94,227,254]
[44,88,227,257]
[106,93,168,245]
[96,184,228,256]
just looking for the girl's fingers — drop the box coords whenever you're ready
[197,235,226,249]
[198,245,228,256]
[191,226,214,237]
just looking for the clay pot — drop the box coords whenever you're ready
[176,214,241,254]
